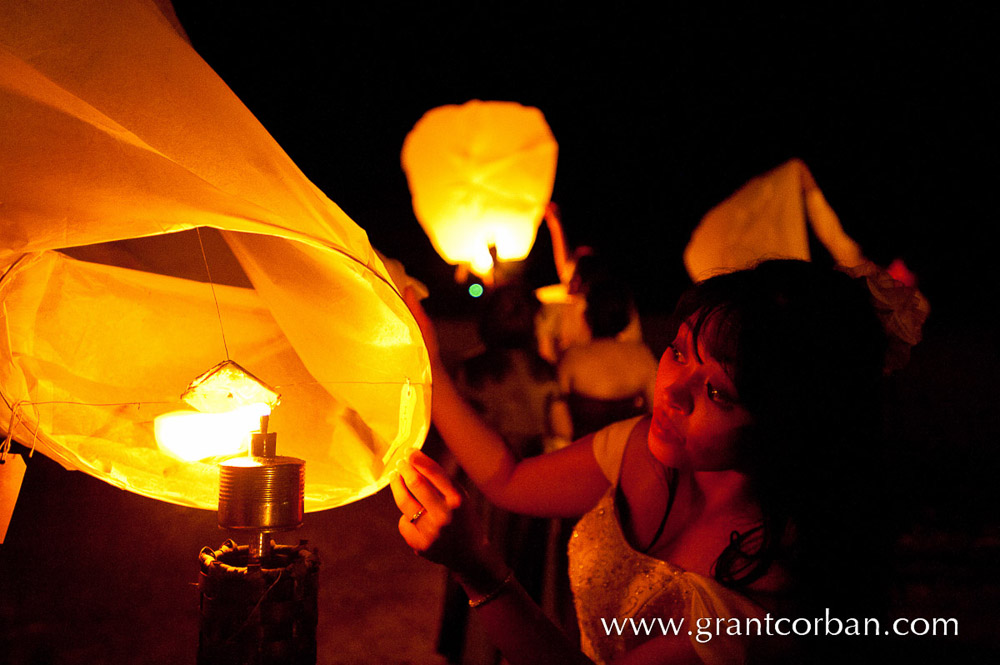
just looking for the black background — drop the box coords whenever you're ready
[169,2,994,322]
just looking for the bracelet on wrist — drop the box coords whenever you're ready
[467,570,515,609]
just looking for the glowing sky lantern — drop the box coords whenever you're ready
[683,158,866,281]
[0,0,430,511]
[401,100,559,278]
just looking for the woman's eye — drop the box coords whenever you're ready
[668,344,686,364]
[706,382,734,406]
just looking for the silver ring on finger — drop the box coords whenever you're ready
[409,507,426,524]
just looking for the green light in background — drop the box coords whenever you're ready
[469,284,484,298]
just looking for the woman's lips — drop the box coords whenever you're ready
[650,412,682,446]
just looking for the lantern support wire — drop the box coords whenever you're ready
[270,379,429,389]
[0,405,16,462]
[195,227,230,361]
[0,396,172,459]
[2,400,43,460]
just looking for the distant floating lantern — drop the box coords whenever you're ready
[683,159,929,372]
[683,158,866,281]
[401,100,559,278]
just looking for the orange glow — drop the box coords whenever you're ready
[155,403,270,462]
[0,1,431,511]
[401,100,558,278]
[534,283,572,305]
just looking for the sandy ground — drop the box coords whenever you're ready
[1,447,452,665]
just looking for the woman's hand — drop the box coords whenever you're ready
[403,287,443,369]
[391,453,596,665]
[390,449,489,574]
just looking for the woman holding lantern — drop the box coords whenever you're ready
[392,259,916,664]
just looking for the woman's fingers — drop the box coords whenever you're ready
[388,469,420,514]
[389,470,438,552]
[396,458,452,519]
[391,451,472,557]
[408,450,464,509]
[390,452,488,572]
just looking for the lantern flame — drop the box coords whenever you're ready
[154,361,280,462]
[470,247,495,277]
[155,403,271,462]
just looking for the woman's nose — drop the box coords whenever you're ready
[664,375,693,415]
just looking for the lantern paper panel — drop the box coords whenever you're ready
[683,158,865,281]
[401,100,559,276]
[0,0,430,511]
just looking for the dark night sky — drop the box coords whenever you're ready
[168,2,995,320]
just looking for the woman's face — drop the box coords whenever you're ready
[648,319,753,470]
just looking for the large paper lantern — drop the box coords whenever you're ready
[401,100,558,277]
[0,0,430,511]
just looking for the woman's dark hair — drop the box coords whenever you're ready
[666,260,890,618]
[584,279,634,339]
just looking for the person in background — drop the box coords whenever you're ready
[535,204,642,364]
[557,278,657,441]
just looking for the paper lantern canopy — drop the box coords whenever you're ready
[401,100,558,277]
[0,0,430,512]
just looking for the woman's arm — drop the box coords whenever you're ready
[406,288,608,517]
[392,451,594,665]
[557,348,576,397]
[544,202,572,284]
[391,451,703,665]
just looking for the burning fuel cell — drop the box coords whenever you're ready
[199,417,319,665]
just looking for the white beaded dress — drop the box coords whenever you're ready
[568,417,769,665]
